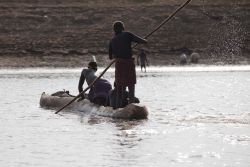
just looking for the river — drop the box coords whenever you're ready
[0,66,250,167]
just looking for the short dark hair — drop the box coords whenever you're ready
[88,61,97,71]
[113,21,124,33]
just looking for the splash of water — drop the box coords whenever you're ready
[206,2,247,63]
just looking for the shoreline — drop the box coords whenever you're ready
[0,54,250,69]
[0,0,249,68]
[1,64,250,73]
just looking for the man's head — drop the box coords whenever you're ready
[113,21,124,34]
[88,61,97,71]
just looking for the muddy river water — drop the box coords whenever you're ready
[0,66,250,167]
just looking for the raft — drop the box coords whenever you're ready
[40,92,148,119]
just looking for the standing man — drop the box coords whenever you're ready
[137,49,149,72]
[109,21,147,108]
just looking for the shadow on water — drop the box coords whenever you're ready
[58,110,149,154]
[41,106,149,152]
[56,107,148,127]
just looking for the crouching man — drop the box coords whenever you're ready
[78,61,112,106]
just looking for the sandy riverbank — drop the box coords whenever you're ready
[0,0,249,68]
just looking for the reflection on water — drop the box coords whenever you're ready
[181,114,250,124]
[0,66,250,167]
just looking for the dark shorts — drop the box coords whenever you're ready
[89,79,112,102]
[115,58,136,87]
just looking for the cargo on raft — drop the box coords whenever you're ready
[40,92,148,119]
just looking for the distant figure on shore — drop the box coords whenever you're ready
[180,53,187,65]
[109,21,147,108]
[190,52,200,64]
[137,49,149,72]
[78,61,112,106]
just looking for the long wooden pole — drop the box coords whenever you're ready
[133,0,192,48]
[146,0,192,39]
[55,0,192,114]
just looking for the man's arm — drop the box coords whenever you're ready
[109,42,113,60]
[145,54,149,66]
[78,71,85,93]
[129,32,147,44]
[137,54,140,65]
[146,58,149,66]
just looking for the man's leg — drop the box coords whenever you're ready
[141,64,145,72]
[116,85,125,108]
[128,84,135,104]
